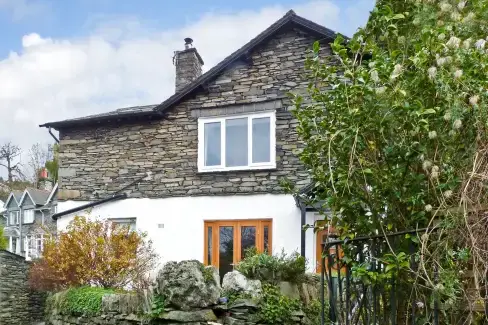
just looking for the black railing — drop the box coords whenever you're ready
[319,227,443,325]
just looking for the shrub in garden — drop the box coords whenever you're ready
[29,216,158,291]
[235,248,306,284]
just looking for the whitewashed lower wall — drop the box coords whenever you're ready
[57,194,324,272]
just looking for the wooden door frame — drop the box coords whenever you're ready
[203,219,272,268]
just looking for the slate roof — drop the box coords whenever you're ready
[40,10,341,130]
[3,190,23,209]
[19,188,51,206]
[40,104,159,129]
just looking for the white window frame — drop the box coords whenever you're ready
[9,211,19,225]
[23,209,34,224]
[110,218,136,232]
[197,111,276,172]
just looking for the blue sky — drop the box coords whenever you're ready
[0,0,374,179]
[0,0,372,57]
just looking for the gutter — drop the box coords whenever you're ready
[51,193,127,220]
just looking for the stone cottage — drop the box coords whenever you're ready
[40,10,337,275]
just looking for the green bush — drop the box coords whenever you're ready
[0,226,8,250]
[59,287,116,316]
[146,294,165,319]
[236,248,306,284]
[303,299,329,325]
[259,283,301,324]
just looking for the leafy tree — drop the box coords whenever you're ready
[291,0,487,317]
[44,143,59,184]
[29,216,158,291]
[0,226,8,250]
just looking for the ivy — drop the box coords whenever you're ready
[258,284,301,325]
[146,294,165,320]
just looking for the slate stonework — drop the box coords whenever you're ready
[58,28,331,200]
[0,250,46,325]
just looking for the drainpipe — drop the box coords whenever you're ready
[19,207,23,256]
[300,203,306,257]
[48,127,60,143]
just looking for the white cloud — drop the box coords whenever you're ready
[0,0,373,177]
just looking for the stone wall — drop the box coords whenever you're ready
[45,260,322,325]
[57,27,332,201]
[0,250,46,325]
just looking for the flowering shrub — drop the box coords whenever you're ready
[29,216,158,291]
[290,0,488,319]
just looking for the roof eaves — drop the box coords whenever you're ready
[18,190,35,207]
[40,108,162,130]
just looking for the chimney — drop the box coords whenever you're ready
[174,38,204,92]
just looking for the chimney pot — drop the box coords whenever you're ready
[184,37,193,49]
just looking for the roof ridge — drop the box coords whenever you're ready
[153,9,339,114]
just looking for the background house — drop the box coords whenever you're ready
[41,10,334,275]
[2,185,58,259]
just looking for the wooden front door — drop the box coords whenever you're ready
[204,219,272,277]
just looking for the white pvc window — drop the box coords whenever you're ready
[9,211,19,225]
[23,209,34,224]
[198,111,276,172]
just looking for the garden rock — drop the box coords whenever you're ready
[222,271,262,298]
[279,281,301,300]
[156,260,221,310]
[160,309,217,322]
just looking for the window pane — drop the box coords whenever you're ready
[264,226,269,253]
[225,118,248,167]
[240,226,256,259]
[207,227,212,265]
[219,226,234,279]
[252,117,271,163]
[204,122,221,166]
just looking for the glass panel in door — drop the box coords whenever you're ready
[219,226,234,279]
[240,226,256,258]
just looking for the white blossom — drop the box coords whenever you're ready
[416,301,425,308]
[436,56,451,67]
[463,12,475,22]
[375,87,386,95]
[453,69,463,79]
[427,66,437,80]
[458,1,466,10]
[438,33,446,41]
[422,160,432,171]
[429,131,438,139]
[453,119,463,129]
[444,190,453,198]
[462,38,472,49]
[440,2,452,12]
[370,70,380,83]
[475,39,486,50]
[413,18,421,25]
[425,204,433,212]
[431,165,440,179]
[469,95,480,106]
[391,64,403,79]
[451,12,462,21]
[446,36,461,48]
[444,112,452,121]
[368,62,376,68]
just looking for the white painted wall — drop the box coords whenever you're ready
[57,194,323,272]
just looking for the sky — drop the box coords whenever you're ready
[0,0,374,178]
